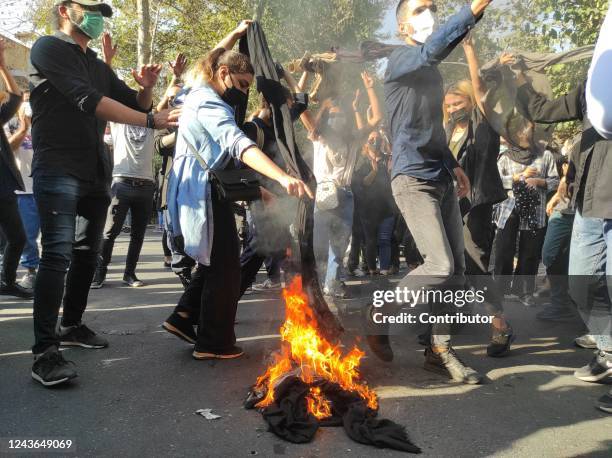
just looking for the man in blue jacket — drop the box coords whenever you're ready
[367,0,494,385]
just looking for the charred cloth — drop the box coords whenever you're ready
[245,376,421,454]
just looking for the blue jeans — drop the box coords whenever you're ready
[541,211,574,308]
[32,174,111,354]
[313,188,354,294]
[17,194,40,269]
[378,215,396,271]
[568,211,611,352]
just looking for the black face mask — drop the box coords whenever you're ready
[449,107,470,124]
[221,74,249,126]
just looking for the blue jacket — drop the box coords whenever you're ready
[384,5,476,181]
[166,84,255,265]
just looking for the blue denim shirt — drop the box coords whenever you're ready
[384,5,476,181]
[166,84,255,265]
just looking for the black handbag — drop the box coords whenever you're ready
[182,133,261,202]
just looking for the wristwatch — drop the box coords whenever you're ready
[146,111,156,129]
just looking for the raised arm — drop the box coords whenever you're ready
[461,33,486,114]
[0,38,22,123]
[8,109,30,151]
[361,71,382,127]
[216,20,252,51]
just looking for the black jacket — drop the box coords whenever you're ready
[516,81,612,219]
[29,32,146,182]
[445,107,506,209]
[0,92,25,195]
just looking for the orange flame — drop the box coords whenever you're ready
[254,276,378,416]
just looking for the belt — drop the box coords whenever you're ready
[114,177,154,187]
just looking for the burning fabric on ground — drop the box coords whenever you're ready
[245,277,421,453]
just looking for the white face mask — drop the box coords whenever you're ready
[409,9,436,44]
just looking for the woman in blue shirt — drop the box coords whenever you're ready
[163,44,312,360]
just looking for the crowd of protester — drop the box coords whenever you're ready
[0,0,609,415]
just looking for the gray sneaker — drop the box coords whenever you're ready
[424,347,483,385]
[19,269,37,290]
[574,351,612,382]
[597,388,612,414]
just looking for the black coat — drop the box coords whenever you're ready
[446,107,506,210]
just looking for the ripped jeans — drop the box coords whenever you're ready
[32,173,110,354]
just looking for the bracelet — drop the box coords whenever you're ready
[146,111,156,129]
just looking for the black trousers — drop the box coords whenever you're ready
[99,179,154,275]
[174,195,240,352]
[347,206,366,271]
[0,195,26,285]
[494,210,546,297]
[464,204,504,314]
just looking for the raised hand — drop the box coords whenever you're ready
[361,71,374,89]
[471,0,494,16]
[499,52,517,66]
[169,53,187,78]
[234,20,253,38]
[101,32,118,66]
[462,31,474,49]
[132,64,163,89]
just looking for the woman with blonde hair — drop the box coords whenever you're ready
[442,34,512,357]
[162,22,312,360]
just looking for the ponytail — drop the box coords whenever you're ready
[189,48,254,88]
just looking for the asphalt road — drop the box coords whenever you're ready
[1,230,611,457]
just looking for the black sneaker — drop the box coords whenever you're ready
[596,388,612,414]
[424,347,483,385]
[31,347,77,387]
[162,312,196,344]
[536,304,576,322]
[59,324,109,349]
[192,345,244,360]
[487,327,515,358]
[123,273,144,287]
[0,281,34,299]
[574,351,612,382]
[365,335,394,362]
[90,267,107,289]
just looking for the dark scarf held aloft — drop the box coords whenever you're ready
[245,376,421,454]
[239,22,343,341]
[504,146,536,165]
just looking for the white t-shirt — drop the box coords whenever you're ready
[110,122,155,180]
[4,121,34,194]
[312,139,357,188]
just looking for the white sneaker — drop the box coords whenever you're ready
[575,334,598,349]
[252,279,281,292]
[19,270,36,290]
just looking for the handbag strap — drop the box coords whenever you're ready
[181,132,212,174]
